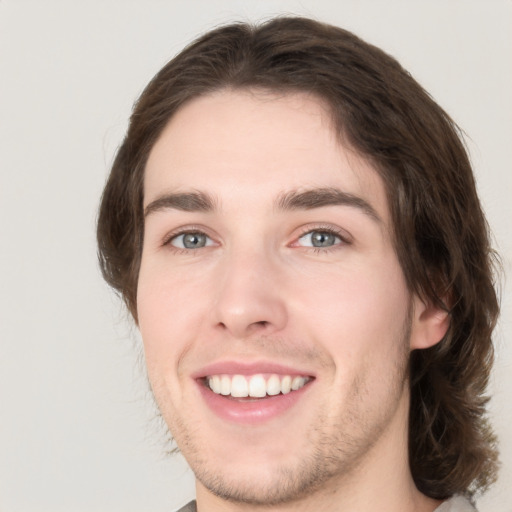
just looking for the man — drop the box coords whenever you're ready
[97,17,499,512]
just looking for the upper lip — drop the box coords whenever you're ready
[191,360,316,379]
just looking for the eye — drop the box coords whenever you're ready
[169,231,213,249]
[297,229,343,248]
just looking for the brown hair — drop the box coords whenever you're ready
[97,17,499,499]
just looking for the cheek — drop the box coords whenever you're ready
[136,264,214,421]
[290,254,410,358]
[136,262,210,373]
[289,257,411,421]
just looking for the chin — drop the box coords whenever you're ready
[194,455,338,506]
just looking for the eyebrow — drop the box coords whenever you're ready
[276,187,381,223]
[144,191,217,217]
[144,187,381,223]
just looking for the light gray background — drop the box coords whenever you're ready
[0,1,510,511]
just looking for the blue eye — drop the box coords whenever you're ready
[170,232,212,249]
[298,230,341,248]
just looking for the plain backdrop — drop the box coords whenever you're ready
[0,1,510,511]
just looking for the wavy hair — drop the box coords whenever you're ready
[97,16,499,499]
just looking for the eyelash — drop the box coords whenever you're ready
[294,224,350,252]
[162,224,350,253]
[162,226,214,253]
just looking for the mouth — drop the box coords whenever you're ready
[194,363,315,424]
[204,373,312,399]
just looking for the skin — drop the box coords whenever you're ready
[137,89,449,512]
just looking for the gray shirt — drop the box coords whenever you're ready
[175,495,476,512]
[435,496,477,512]
[176,502,196,512]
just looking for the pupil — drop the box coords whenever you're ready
[312,231,334,247]
[183,233,205,248]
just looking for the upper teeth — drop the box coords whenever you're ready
[207,374,310,398]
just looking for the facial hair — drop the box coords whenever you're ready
[165,312,413,507]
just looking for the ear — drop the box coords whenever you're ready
[409,294,450,350]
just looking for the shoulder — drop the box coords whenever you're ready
[435,496,477,512]
[174,501,197,512]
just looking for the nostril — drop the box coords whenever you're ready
[249,320,270,331]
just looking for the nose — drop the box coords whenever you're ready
[211,247,288,339]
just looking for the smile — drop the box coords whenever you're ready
[207,373,311,398]
[195,363,315,424]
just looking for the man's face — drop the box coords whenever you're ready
[137,90,431,505]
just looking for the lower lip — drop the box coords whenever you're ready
[197,380,312,425]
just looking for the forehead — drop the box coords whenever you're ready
[144,89,389,222]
